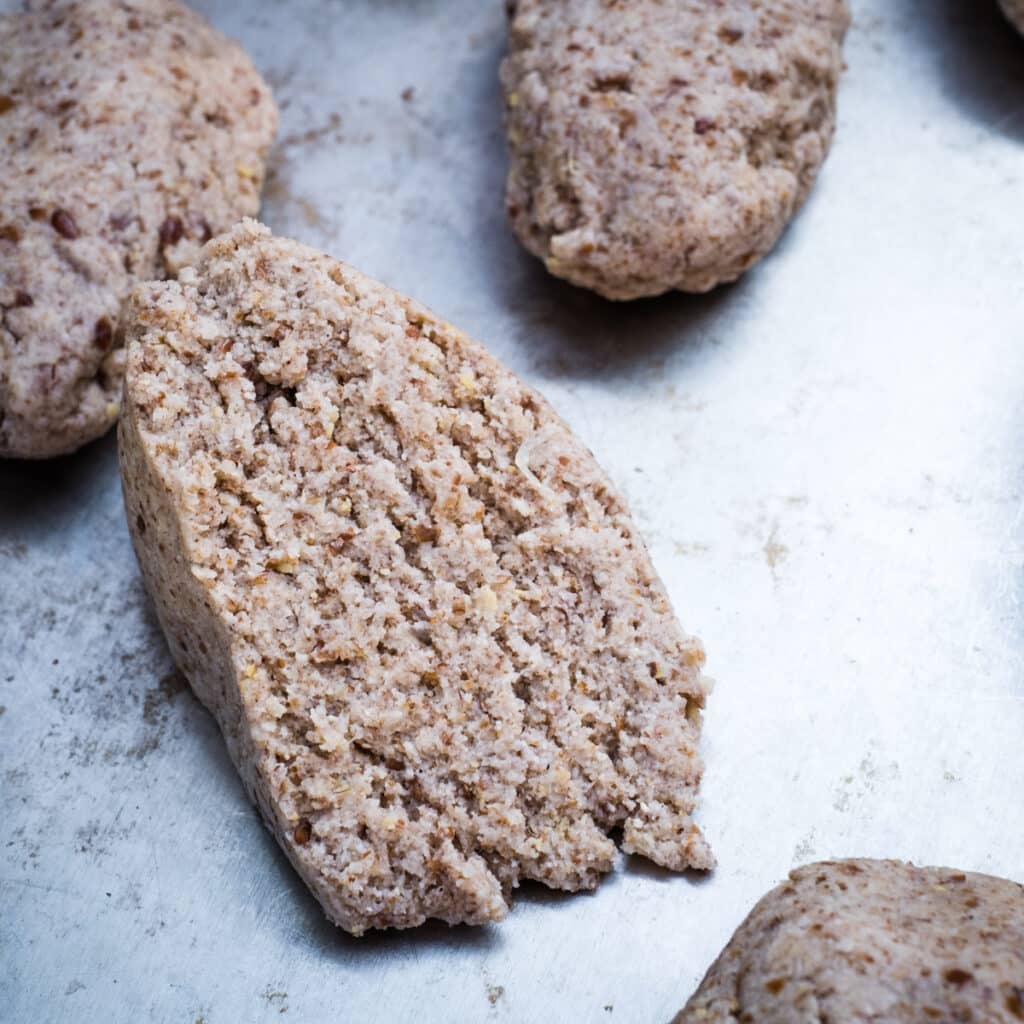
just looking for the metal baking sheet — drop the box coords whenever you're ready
[3,1,1023,1021]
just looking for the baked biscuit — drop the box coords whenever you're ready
[502,0,849,300]
[673,859,1024,1023]
[0,0,276,457]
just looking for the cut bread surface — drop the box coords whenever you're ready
[119,221,711,934]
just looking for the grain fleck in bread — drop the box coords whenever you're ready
[501,0,849,300]
[673,859,1024,1023]
[118,220,713,934]
[0,0,276,458]
[1000,0,1024,35]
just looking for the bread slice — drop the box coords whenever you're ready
[119,220,712,934]
[674,859,1024,1022]
[501,0,849,300]
[0,0,276,458]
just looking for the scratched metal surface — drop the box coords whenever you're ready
[2,1,1023,1021]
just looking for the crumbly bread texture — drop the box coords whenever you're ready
[1000,0,1024,34]
[119,221,712,935]
[673,859,1024,1023]
[0,0,276,458]
[501,0,849,300]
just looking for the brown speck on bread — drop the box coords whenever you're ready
[50,209,80,240]
[118,220,713,936]
[158,214,185,248]
[92,316,113,350]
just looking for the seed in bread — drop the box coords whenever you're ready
[673,859,1024,1023]
[118,220,713,935]
[0,0,277,459]
[501,0,849,300]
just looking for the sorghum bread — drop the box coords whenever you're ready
[0,0,276,458]
[119,220,713,935]
[501,0,849,300]
[673,859,1024,1023]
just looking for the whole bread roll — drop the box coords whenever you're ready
[502,0,849,300]
[0,0,276,458]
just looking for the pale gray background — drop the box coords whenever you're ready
[2,1,1023,1022]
